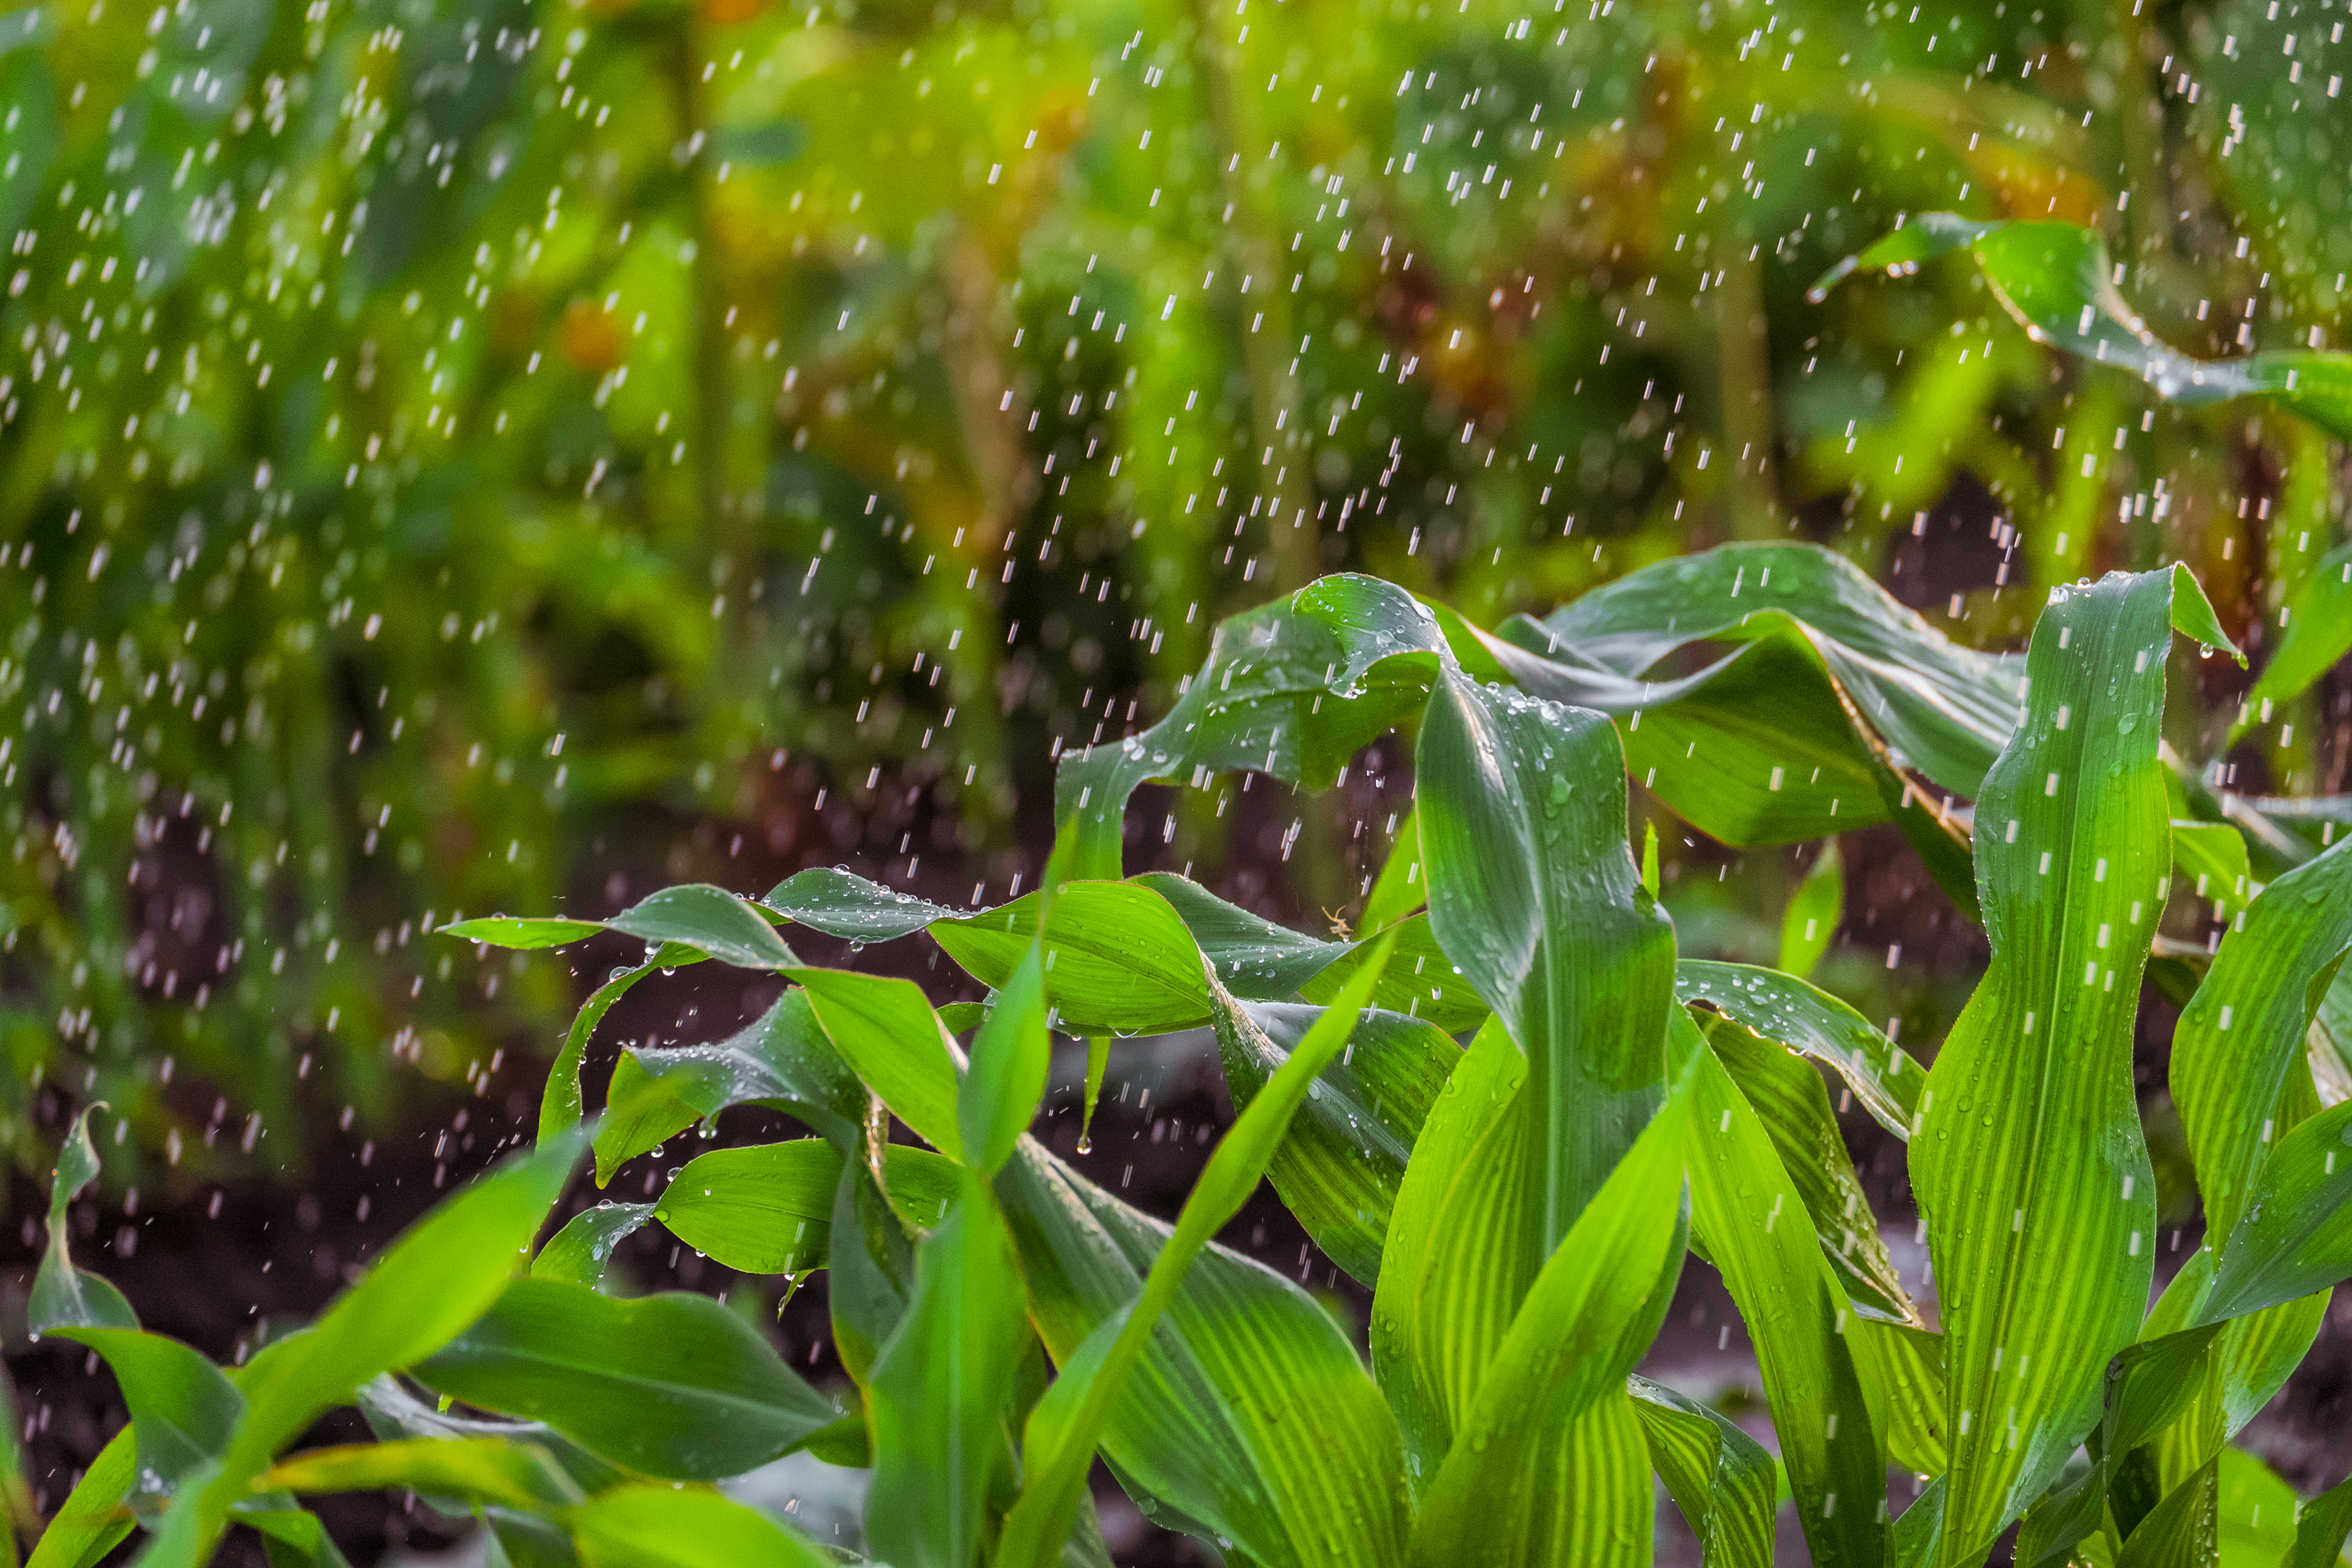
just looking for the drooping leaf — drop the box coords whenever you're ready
[791,970,964,1158]
[864,1166,1033,1568]
[996,943,1397,1568]
[412,1279,840,1480]
[994,1134,1411,1568]
[1782,841,1845,980]
[928,882,1209,1035]
[541,955,672,1144]
[2195,1097,2352,1324]
[1818,215,2352,442]
[49,1330,241,1497]
[446,884,800,970]
[1676,960,1925,1141]
[763,868,961,940]
[1628,1376,1779,1568]
[531,1203,657,1289]
[29,1105,138,1335]
[595,989,866,1181]
[23,1425,135,1568]
[2240,542,2352,739]
[1910,567,2231,1563]
[1208,996,1458,1286]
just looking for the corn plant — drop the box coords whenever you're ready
[24,539,2352,1567]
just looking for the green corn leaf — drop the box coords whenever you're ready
[1297,911,1491,1032]
[2215,1446,2305,1563]
[994,1131,1411,1568]
[47,1330,240,1498]
[1207,996,1458,1287]
[1416,664,1675,1249]
[1053,573,1448,878]
[1680,1007,1887,1568]
[1131,872,1351,997]
[2114,1460,2223,1568]
[1910,567,2232,1563]
[531,1203,656,1289]
[137,1133,584,1568]
[2287,1472,2352,1568]
[25,1426,135,1568]
[2194,1097,2352,1324]
[1699,1009,1920,1325]
[413,1279,840,1480]
[864,1166,1034,1568]
[1628,1375,1779,1568]
[1361,809,1425,931]
[564,1484,834,1568]
[541,955,677,1145]
[1675,960,1925,1142]
[261,1439,584,1512]
[1402,1083,1689,1566]
[1782,842,1845,980]
[2168,821,2255,925]
[2172,836,2352,1247]
[595,990,866,1181]
[763,868,961,939]
[1818,215,2352,443]
[2239,542,2352,738]
[654,1139,841,1277]
[233,1504,352,1568]
[446,884,800,970]
[791,970,964,1158]
[996,941,1395,1568]
[357,1375,635,1503]
[828,1154,918,1387]
[929,882,1209,1035]
[30,1104,137,1335]
[958,940,1050,1175]
[1849,1319,1952,1477]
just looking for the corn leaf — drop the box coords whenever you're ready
[1676,960,1924,1143]
[1681,1007,1888,1568]
[994,1132,1411,1568]
[1910,567,2232,1563]
[2114,1459,2221,1568]
[654,1139,840,1277]
[1629,1375,1780,1568]
[541,954,683,1145]
[957,938,1050,1175]
[1782,843,1845,979]
[260,1439,584,1512]
[2239,542,2352,738]
[446,884,800,971]
[864,1165,1033,1568]
[29,1104,137,1335]
[2288,1473,2352,1568]
[2195,1098,2352,1323]
[47,1330,240,1497]
[412,1279,840,1480]
[531,1203,656,1289]
[25,1427,135,1568]
[564,1484,833,1568]
[1207,996,1457,1286]
[1362,809,1426,931]
[929,882,1209,1035]
[791,970,964,1159]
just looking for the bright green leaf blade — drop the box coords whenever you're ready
[864,1166,1032,1568]
[2287,1471,2352,1568]
[1132,872,1351,997]
[1362,809,1426,931]
[1416,664,1674,1251]
[791,970,963,1159]
[531,1203,655,1288]
[1781,843,1845,980]
[1850,1318,1951,1477]
[1628,1375,1778,1568]
[31,1104,137,1335]
[2172,836,2352,1245]
[566,1484,833,1568]
[998,944,1396,1568]
[1298,911,1490,1033]
[2114,1459,2221,1568]
[412,1279,840,1480]
[994,1135,1411,1568]
[604,885,800,970]
[1405,1089,1688,1566]
[543,958,668,1144]
[1209,996,1458,1286]
[1682,1009,1887,1568]
[439,917,608,950]
[1676,960,1925,1142]
[595,990,866,1181]
[764,868,959,940]
[930,883,1208,1035]
[261,1439,583,1512]
[24,1426,135,1568]
[50,1330,241,1495]
[1910,568,2200,1561]
[655,1139,840,1277]
[958,941,1051,1175]
[2195,1098,2352,1324]
[2169,821,2256,926]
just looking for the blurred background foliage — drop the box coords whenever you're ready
[1,0,2347,1192]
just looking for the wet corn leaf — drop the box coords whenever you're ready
[1782,842,1846,981]
[791,970,964,1159]
[654,1139,841,1277]
[2288,1473,2352,1568]
[2194,1098,2352,1324]
[929,882,1208,1036]
[1207,996,1458,1287]
[957,939,1051,1176]
[564,1484,833,1568]
[29,1104,138,1335]
[1910,567,2232,1563]
[46,1330,240,1499]
[1628,1375,1780,1568]
[994,1132,1410,1568]
[2236,542,2352,742]
[540,954,686,1145]
[531,1203,657,1290]
[864,1165,1033,1568]
[1821,216,2352,442]
[996,947,1396,1568]
[1680,1008,1887,1568]
[447,885,800,971]
[260,1439,584,1513]
[355,1377,634,1504]
[25,1426,136,1568]
[594,990,866,1181]
[1675,961,1925,1141]
[412,1279,841,1481]
[1402,1085,1689,1567]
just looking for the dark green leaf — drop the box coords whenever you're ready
[2288,1471,2352,1568]
[414,1279,840,1480]
[2240,542,2352,738]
